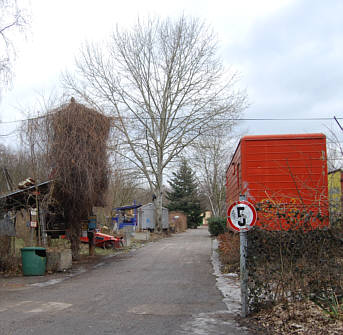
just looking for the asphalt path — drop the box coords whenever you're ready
[0,227,250,334]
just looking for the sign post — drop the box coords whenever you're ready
[227,195,257,317]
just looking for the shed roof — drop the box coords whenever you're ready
[115,204,142,211]
[241,133,325,141]
[0,180,53,211]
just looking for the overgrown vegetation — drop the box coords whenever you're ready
[23,98,111,259]
[247,227,343,313]
[245,198,340,314]
[48,99,111,260]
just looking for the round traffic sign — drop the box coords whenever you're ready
[227,201,257,232]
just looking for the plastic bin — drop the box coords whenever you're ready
[21,247,46,276]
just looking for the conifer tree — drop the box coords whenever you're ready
[166,160,203,228]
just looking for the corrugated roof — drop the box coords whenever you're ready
[0,180,53,211]
[0,180,53,200]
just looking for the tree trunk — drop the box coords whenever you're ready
[155,190,163,232]
[70,223,80,260]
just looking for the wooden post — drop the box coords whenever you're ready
[88,215,96,256]
[35,187,41,246]
[88,231,95,256]
[40,208,47,247]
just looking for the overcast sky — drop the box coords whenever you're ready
[0,0,342,143]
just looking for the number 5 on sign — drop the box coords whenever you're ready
[227,201,257,232]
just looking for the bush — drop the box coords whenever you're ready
[0,254,21,274]
[207,216,227,236]
[247,227,343,313]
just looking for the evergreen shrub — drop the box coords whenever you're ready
[207,216,227,236]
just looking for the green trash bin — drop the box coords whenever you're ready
[21,247,46,276]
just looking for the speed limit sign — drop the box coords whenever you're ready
[227,201,257,232]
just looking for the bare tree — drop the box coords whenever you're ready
[63,16,246,231]
[107,150,146,207]
[190,132,236,217]
[0,144,32,193]
[326,127,343,172]
[0,0,29,98]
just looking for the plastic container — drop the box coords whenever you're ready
[21,247,46,276]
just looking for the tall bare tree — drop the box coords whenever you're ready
[190,132,236,217]
[0,0,29,99]
[63,16,246,231]
[0,144,31,193]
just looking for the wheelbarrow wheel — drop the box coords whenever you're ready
[104,241,115,249]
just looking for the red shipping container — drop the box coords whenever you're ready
[226,133,329,230]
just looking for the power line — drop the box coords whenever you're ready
[0,115,342,125]
[236,117,342,121]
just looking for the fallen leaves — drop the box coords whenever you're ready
[245,301,343,335]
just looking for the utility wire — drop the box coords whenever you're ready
[0,115,342,125]
[0,129,18,137]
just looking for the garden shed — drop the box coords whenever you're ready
[0,180,66,243]
[138,203,169,231]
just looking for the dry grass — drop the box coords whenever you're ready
[217,232,240,273]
